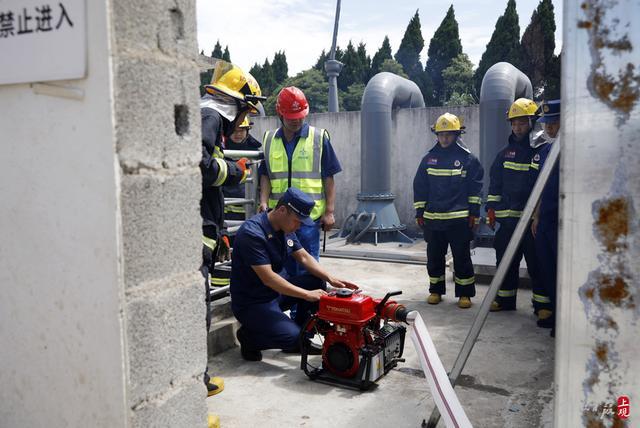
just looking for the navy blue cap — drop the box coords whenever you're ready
[538,99,561,123]
[280,187,315,226]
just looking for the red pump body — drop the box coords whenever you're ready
[308,290,408,380]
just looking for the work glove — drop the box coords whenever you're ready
[235,157,249,172]
[468,216,479,230]
[217,234,231,263]
[415,217,424,227]
[487,208,496,229]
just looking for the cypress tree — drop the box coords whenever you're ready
[394,10,424,79]
[473,0,523,94]
[370,36,393,77]
[356,42,371,84]
[338,41,362,91]
[261,58,276,96]
[521,0,557,97]
[222,46,231,62]
[425,5,463,105]
[211,40,223,59]
[272,51,289,84]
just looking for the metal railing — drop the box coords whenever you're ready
[210,149,263,300]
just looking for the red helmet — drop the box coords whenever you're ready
[276,86,309,119]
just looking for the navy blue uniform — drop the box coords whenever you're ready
[230,212,325,351]
[413,141,484,297]
[200,98,248,326]
[535,142,559,313]
[486,133,549,311]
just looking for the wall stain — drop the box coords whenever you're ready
[579,0,640,121]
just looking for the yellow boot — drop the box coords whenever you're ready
[207,377,224,397]
[427,293,442,304]
[207,413,220,428]
[458,296,471,309]
[490,301,502,312]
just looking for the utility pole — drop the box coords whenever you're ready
[325,0,343,112]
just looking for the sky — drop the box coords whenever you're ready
[196,0,563,76]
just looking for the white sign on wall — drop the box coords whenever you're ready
[0,0,86,85]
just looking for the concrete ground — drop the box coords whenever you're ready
[207,257,554,428]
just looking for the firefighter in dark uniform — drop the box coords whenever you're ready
[531,99,561,335]
[200,60,265,396]
[223,117,262,221]
[486,98,550,319]
[413,113,484,309]
[209,118,263,290]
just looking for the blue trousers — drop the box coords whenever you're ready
[535,223,558,312]
[232,274,325,351]
[284,221,320,276]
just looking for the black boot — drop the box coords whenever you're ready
[236,327,262,361]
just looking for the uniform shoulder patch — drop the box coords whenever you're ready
[505,150,517,159]
[287,238,294,247]
[533,153,540,161]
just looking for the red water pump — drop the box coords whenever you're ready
[300,289,412,390]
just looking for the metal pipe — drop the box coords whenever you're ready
[479,62,532,185]
[342,72,424,243]
[223,150,264,159]
[425,138,561,427]
[326,0,343,112]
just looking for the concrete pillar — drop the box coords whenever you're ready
[557,0,639,426]
[0,0,206,426]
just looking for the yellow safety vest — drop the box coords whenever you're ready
[263,126,325,220]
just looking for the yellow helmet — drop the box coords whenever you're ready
[431,113,465,134]
[205,60,265,114]
[238,117,253,129]
[507,98,538,120]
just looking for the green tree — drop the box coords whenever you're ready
[370,36,393,78]
[342,83,365,111]
[442,53,476,103]
[543,52,561,99]
[260,58,276,96]
[379,58,408,78]
[222,46,231,62]
[264,68,334,115]
[249,62,263,88]
[339,41,365,90]
[357,42,371,84]
[425,5,463,105]
[444,92,476,107]
[211,40,223,59]
[272,50,289,84]
[521,0,557,98]
[394,10,424,79]
[474,0,523,94]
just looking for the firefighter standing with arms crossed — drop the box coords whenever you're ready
[413,113,484,309]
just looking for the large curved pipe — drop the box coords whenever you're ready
[479,62,533,180]
[361,72,425,195]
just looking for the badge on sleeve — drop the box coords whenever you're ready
[454,160,461,167]
[533,154,540,161]
[287,239,294,247]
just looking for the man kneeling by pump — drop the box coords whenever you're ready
[230,187,358,361]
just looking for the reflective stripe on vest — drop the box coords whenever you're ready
[263,126,325,220]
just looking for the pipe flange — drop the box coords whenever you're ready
[357,193,395,201]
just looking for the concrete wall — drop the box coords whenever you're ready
[556,1,639,426]
[252,105,480,234]
[113,0,206,426]
[0,0,207,426]
[0,1,126,426]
